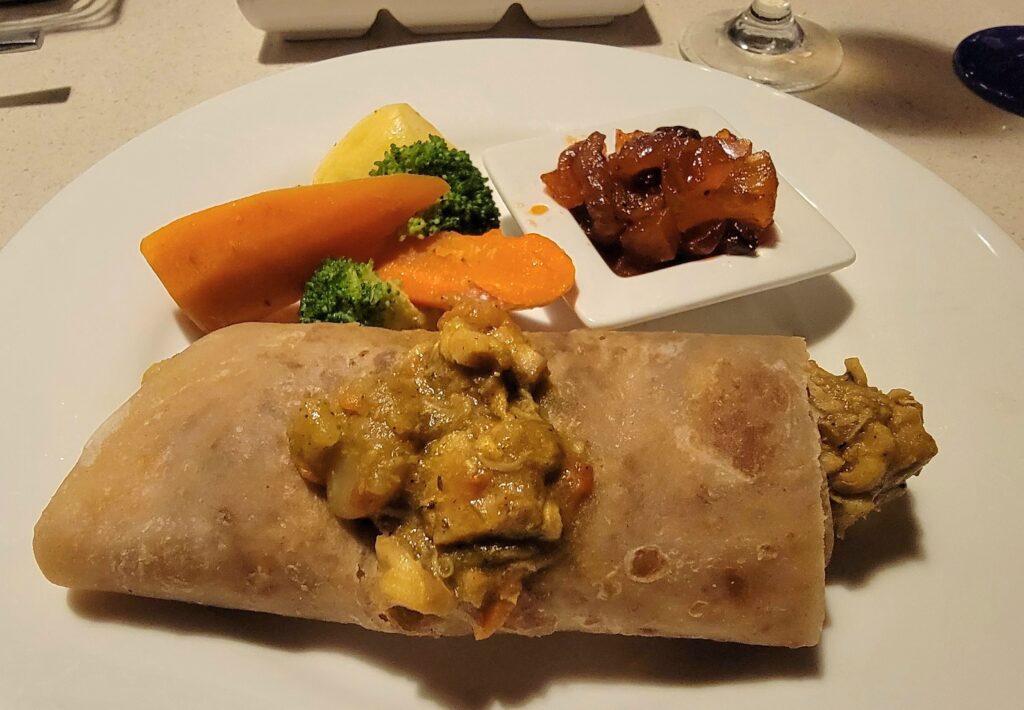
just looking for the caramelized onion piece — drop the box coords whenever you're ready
[542,126,779,276]
[662,131,778,233]
[620,207,678,263]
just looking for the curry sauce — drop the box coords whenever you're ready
[289,301,592,637]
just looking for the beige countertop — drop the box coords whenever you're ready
[1,0,1021,250]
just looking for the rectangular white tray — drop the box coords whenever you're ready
[237,0,645,39]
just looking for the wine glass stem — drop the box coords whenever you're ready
[728,1,805,56]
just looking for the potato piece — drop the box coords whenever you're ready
[375,535,456,616]
[312,103,446,184]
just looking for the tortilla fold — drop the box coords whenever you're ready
[34,323,827,648]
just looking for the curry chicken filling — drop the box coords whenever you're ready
[809,359,937,537]
[289,301,592,638]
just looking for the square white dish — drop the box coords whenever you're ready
[483,107,856,329]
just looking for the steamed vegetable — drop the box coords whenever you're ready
[376,229,575,309]
[140,174,449,332]
[299,257,426,330]
[312,103,445,185]
[370,136,500,238]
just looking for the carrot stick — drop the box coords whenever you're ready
[140,174,449,332]
[375,229,575,310]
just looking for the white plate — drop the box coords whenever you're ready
[1,39,1022,710]
[484,107,855,328]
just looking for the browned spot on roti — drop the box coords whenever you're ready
[373,351,397,369]
[625,545,669,583]
[689,358,791,478]
[724,570,747,599]
[620,451,641,474]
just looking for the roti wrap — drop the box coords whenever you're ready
[34,323,828,648]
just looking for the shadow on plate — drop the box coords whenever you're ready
[170,272,849,341]
[499,213,523,236]
[69,590,819,709]
[173,310,205,344]
[632,273,853,345]
[827,493,923,588]
[802,31,1008,136]
[257,5,660,65]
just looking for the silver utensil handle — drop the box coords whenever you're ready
[0,29,42,54]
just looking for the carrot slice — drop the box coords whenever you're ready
[375,229,575,310]
[140,174,449,332]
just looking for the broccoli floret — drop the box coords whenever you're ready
[369,135,500,237]
[299,258,426,330]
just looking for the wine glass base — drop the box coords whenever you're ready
[679,9,843,93]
